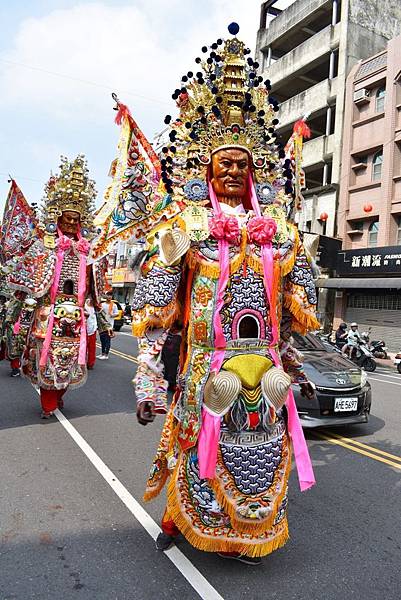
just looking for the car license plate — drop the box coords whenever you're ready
[334,397,358,412]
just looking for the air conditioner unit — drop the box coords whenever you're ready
[353,88,370,104]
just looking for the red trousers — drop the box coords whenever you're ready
[87,332,97,368]
[10,357,20,369]
[161,508,180,537]
[40,388,65,413]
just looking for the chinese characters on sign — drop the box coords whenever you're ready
[338,246,401,276]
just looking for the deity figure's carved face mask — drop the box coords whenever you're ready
[58,210,81,237]
[210,148,250,206]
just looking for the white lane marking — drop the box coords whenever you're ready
[369,372,401,380]
[369,377,401,387]
[51,407,224,600]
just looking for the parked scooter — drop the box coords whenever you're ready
[361,328,388,359]
[369,339,388,359]
[394,352,401,374]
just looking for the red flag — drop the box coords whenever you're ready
[1,180,37,262]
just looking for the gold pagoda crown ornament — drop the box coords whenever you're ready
[41,155,97,236]
[158,23,292,208]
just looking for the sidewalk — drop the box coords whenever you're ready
[375,352,398,370]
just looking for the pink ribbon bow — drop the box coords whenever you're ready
[57,234,72,252]
[209,214,241,246]
[77,237,90,256]
[247,216,277,245]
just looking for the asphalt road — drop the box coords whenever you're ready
[1,326,400,600]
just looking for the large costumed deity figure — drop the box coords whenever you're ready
[95,24,320,562]
[8,156,104,417]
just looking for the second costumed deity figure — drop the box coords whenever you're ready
[9,156,107,417]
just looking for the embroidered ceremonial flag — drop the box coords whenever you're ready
[1,180,37,262]
[92,99,184,260]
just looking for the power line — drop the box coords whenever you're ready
[0,171,43,183]
[0,57,171,107]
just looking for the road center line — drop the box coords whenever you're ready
[370,375,401,382]
[368,377,401,387]
[321,431,401,463]
[96,344,139,364]
[313,432,401,470]
[33,387,223,600]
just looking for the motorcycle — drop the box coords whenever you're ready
[361,329,388,359]
[369,339,388,359]
[348,338,377,372]
[394,353,401,374]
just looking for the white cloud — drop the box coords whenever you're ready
[0,1,261,211]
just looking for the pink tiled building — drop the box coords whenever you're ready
[338,35,401,249]
[330,34,401,349]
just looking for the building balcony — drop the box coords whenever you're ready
[262,24,340,86]
[257,0,332,49]
[302,134,334,168]
[278,78,337,129]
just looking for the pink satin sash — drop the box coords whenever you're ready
[198,183,229,478]
[249,175,315,491]
[39,228,89,369]
[13,317,21,335]
[198,178,315,490]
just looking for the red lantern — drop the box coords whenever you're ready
[319,212,328,221]
[363,203,373,213]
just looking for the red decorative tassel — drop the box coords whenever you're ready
[293,119,311,139]
[114,102,132,125]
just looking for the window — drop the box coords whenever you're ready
[350,220,364,232]
[372,150,383,181]
[375,87,386,112]
[368,220,379,247]
[397,216,401,245]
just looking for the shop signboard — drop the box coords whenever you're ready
[337,245,401,276]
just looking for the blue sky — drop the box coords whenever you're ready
[0,0,293,215]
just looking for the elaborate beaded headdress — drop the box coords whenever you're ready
[40,155,97,237]
[160,23,293,207]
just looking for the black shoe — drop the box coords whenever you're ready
[40,411,53,419]
[155,532,175,551]
[217,552,262,566]
[10,368,20,377]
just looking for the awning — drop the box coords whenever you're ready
[316,277,401,289]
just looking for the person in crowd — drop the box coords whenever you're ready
[345,322,361,358]
[124,302,132,321]
[85,297,97,369]
[335,322,348,350]
[97,291,118,360]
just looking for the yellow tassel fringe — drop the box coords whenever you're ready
[166,471,289,557]
[131,301,179,337]
[164,448,290,558]
[283,293,320,335]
